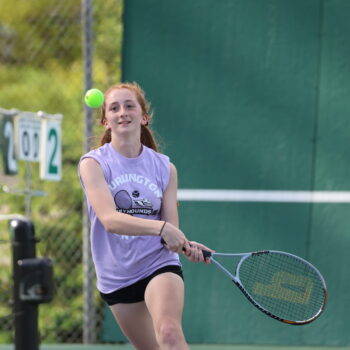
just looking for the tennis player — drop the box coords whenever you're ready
[79,82,212,350]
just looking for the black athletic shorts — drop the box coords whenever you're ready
[100,265,184,305]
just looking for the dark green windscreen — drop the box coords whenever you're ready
[102,0,350,345]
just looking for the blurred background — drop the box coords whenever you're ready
[0,0,123,345]
[1,0,350,348]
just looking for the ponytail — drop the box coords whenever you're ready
[141,125,158,152]
[100,128,111,146]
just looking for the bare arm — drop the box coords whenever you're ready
[79,158,187,252]
[158,163,189,252]
[160,163,213,262]
[160,163,179,228]
[80,157,164,235]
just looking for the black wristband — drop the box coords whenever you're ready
[159,221,167,236]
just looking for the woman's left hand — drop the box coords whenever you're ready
[183,241,214,264]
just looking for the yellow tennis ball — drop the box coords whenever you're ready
[84,88,104,108]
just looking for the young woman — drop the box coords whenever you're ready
[79,82,212,350]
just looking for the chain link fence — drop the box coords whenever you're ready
[0,0,123,344]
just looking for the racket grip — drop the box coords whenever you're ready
[202,249,212,259]
[160,238,212,258]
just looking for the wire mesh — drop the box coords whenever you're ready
[0,0,123,344]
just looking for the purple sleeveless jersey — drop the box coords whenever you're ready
[79,143,180,293]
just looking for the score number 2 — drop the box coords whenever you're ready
[40,119,61,181]
[1,116,18,175]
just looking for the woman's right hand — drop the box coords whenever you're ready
[160,222,190,253]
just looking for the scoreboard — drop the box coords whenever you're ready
[0,108,63,181]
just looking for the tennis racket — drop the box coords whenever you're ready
[202,249,327,325]
[162,239,327,325]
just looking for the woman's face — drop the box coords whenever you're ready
[103,88,148,136]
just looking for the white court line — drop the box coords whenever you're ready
[177,189,350,203]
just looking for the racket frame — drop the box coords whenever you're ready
[205,250,327,325]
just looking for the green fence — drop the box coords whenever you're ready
[102,0,350,346]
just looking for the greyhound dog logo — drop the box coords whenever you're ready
[114,190,156,215]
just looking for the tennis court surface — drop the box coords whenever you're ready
[0,345,347,350]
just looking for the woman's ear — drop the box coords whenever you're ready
[102,118,110,129]
[141,114,149,126]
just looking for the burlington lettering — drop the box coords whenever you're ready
[109,173,161,198]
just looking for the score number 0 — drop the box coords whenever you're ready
[15,112,41,162]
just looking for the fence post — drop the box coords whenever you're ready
[82,0,96,344]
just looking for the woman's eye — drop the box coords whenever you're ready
[126,104,134,109]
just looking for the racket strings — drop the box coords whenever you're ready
[238,252,326,322]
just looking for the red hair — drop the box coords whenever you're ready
[99,82,158,151]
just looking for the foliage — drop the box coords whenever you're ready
[0,0,81,67]
[0,0,123,343]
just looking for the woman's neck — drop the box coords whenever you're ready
[110,138,143,158]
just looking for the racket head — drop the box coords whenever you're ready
[235,250,327,325]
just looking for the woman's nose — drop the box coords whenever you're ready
[119,106,127,116]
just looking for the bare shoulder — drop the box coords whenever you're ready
[169,162,178,176]
[168,162,178,185]
[80,157,98,165]
[80,157,100,169]
[79,157,104,185]
[164,162,178,192]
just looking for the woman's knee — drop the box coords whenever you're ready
[155,318,184,346]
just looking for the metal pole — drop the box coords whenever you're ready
[25,161,32,218]
[10,218,39,350]
[81,0,96,344]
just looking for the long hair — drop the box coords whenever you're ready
[99,82,158,152]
